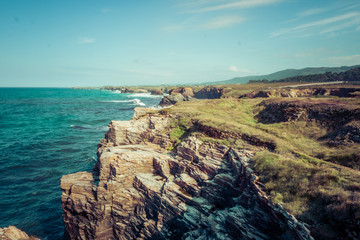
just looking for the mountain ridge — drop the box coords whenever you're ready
[205,65,360,85]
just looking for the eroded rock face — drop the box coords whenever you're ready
[194,87,223,99]
[256,99,360,145]
[168,87,194,98]
[61,110,313,240]
[0,226,39,240]
[239,88,360,99]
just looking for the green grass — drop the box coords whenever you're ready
[156,97,360,239]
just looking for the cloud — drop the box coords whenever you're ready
[271,11,360,38]
[78,37,95,44]
[325,54,360,65]
[187,0,282,13]
[228,65,251,73]
[201,16,245,29]
[165,15,244,31]
[229,65,240,72]
[298,8,327,18]
[287,8,328,23]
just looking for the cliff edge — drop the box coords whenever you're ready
[61,108,313,240]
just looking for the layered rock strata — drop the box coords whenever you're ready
[239,88,360,99]
[256,99,360,144]
[0,226,39,240]
[61,110,313,240]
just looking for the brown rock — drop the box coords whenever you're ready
[168,87,194,97]
[150,89,163,95]
[61,111,313,240]
[194,86,223,99]
[0,226,39,240]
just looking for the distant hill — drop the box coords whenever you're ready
[206,65,360,85]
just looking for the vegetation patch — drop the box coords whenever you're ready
[161,96,360,239]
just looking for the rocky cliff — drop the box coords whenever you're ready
[61,108,313,240]
[239,88,360,99]
[0,226,39,240]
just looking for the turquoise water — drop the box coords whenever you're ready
[0,88,162,239]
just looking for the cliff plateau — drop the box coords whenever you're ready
[61,108,313,240]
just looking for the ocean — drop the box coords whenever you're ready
[0,88,162,239]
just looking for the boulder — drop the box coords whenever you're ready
[159,93,188,106]
[194,86,223,99]
[168,87,194,97]
[0,226,39,240]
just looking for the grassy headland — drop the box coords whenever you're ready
[154,95,360,239]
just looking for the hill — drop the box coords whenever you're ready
[206,65,360,85]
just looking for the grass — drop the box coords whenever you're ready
[157,97,360,239]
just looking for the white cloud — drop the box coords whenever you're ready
[165,15,244,31]
[271,11,360,38]
[78,37,95,44]
[201,16,245,29]
[228,65,251,73]
[287,8,328,23]
[187,0,282,13]
[298,8,327,18]
[325,54,360,65]
[229,65,240,72]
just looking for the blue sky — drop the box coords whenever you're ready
[0,0,359,87]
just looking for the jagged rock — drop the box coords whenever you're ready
[256,99,360,146]
[168,87,194,97]
[0,226,39,240]
[239,88,359,99]
[159,94,192,106]
[194,87,223,99]
[61,110,313,240]
[150,89,163,95]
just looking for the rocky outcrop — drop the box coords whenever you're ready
[256,99,360,145]
[194,87,223,99]
[168,87,194,97]
[239,88,360,99]
[61,109,313,240]
[0,226,39,240]
[159,94,192,107]
[150,89,163,95]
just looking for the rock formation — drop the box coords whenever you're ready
[168,87,194,98]
[159,94,191,106]
[194,87,223,99]
[61,108,313,240]
[239,88,360,99]
[256,98,360,145]
[0,226,39,240]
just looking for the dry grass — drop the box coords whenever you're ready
[157,97,360,239]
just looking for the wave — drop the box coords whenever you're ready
[113,90,122,94]
[131,99,146,106]
[70,125,89,129]
[70,125,108,131]
[101,99,145,106]
[127,93,162,98]
[101,100,133,103]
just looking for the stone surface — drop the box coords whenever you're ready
[194,87,223,99]
[239,88,360,99]
[61,110,314,240]
[0,226,39,240]
[168,87,194,97]
[159,94,190,106]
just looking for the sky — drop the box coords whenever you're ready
[0,0,360,87]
